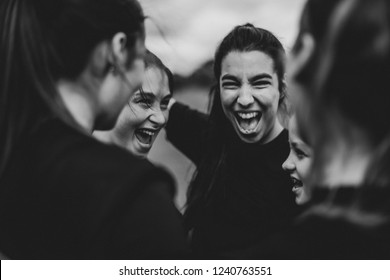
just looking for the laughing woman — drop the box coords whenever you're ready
[166,24,299,258]
[95,50,172,158]
[0,0,187,259]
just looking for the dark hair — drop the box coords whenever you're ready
[290,0,390,233]
[292,0,342,54]
[0,0,145,177]
[214,23,286,97]
[144,50,174,93]
[290,0,343,145]
[296,0,390,187]
[184,23,287,229]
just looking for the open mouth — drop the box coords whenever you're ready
[291,177,303,192]
[233,111,262,134]
[134,128,158,146]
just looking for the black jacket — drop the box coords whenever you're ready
[0,118,188,259]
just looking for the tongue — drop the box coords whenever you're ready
[238,117,258,131]
[135,131,152,144]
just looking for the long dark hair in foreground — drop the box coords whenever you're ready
[290,0,390,233]
[295,0,390,188]
[0,0,144,178]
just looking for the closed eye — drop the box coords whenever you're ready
[252,81,271,88]
[160,94,172,110]
[133,88,155,108]
[222,82,240,89]
[295,148,308,159]
[137,98,153,107]
[290,142,309,160]
[221,74,240,89]
[249,74,273,88]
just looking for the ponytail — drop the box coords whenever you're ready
[0,0,81,178]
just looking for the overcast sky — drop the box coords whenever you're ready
[140,0,307,76]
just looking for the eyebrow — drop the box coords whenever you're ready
[221,73,273,82]
[291,140,312,152]
[290,141,299,148]
[248,74,273,83]
[135,91,155,99]
[221,74,239,81]
[135,91,172,101]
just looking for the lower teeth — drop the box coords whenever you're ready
[238,117,258,131]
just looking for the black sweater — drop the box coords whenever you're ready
[0,118,188,259]
[252,186,390,259]
[166,102,298,258]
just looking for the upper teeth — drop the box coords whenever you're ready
[237,112,258,119]
[140,129,155,136]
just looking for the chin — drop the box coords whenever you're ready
[232,125,262,143]
[135,151,148,158]
[296,194,309,205]
[130,144,151,158]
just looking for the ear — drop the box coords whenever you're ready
[287,33,315,81]
[109,32,128,67]
[279,73,287,103]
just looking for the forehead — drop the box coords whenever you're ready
[288,116,306,145]
[140,67,170,96]
[221,51,276,78]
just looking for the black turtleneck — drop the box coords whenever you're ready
[166,102,299,258]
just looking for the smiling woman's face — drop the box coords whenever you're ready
[219,51,283,144]
[109,66,172,157]
[282,116,312,205]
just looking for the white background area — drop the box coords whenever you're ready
[141,0,307,76]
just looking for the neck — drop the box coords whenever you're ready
[263,120,283,144]
[57,77,98,133]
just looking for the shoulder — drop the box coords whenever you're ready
[275,129,289,144]
[268,128,290,156]
[168,102,208,123]
[29,119,175,195]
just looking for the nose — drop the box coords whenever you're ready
[237,85,254,108]
[149,108,167,127]
[282,152,295,172]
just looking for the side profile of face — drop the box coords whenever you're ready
[108,66,172,157]
[282,116,312,205]
[219,51,283,144]
[96,33,146,130]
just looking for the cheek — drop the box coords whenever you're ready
[220,90,238,119]
[162,110,169,126]
[123,104,147,129]
[269,91,281,108]
[253,89,280,110]
[220,89,238,108]
[296,158,312,178]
